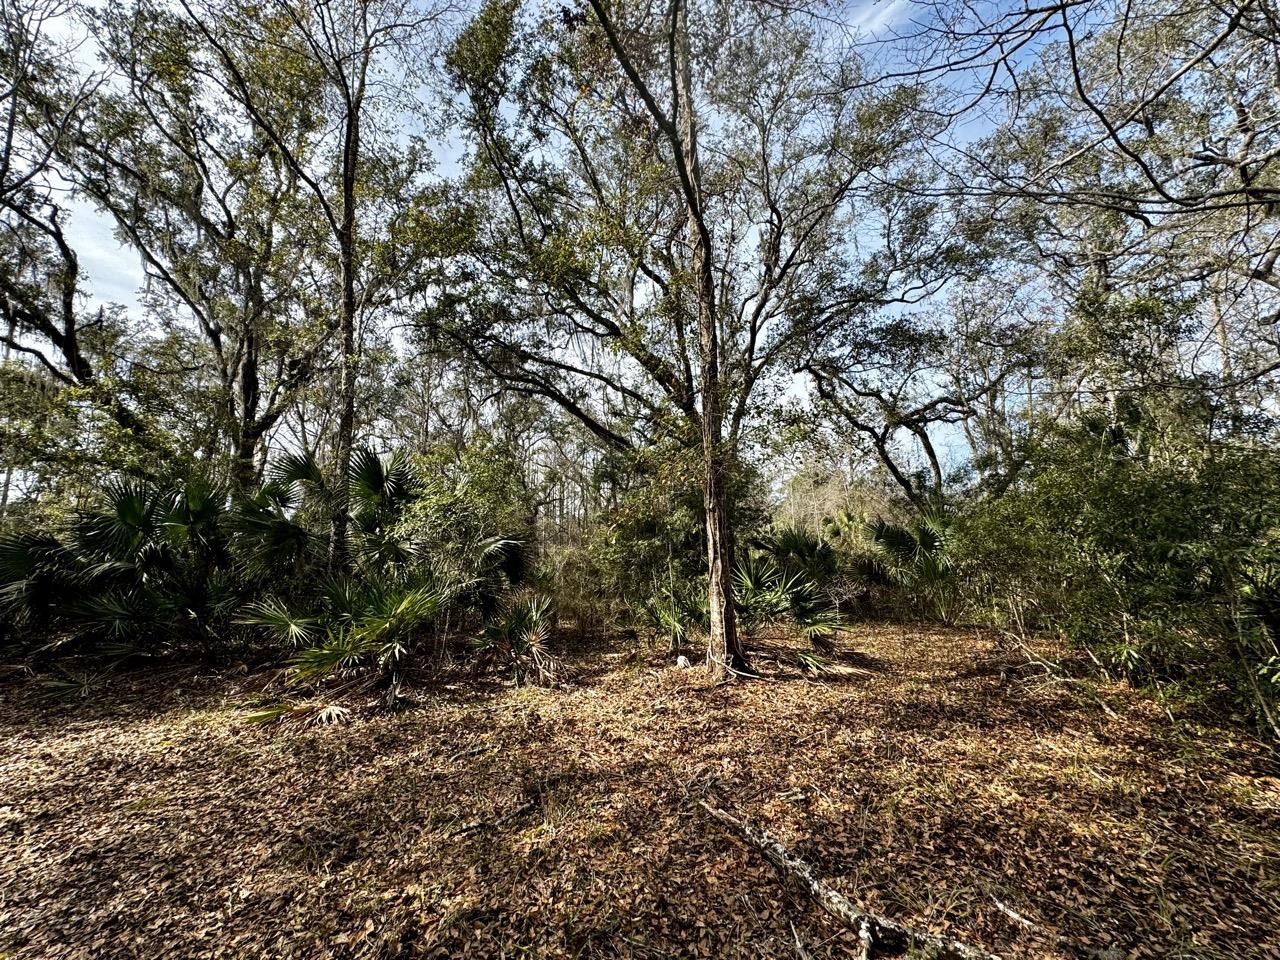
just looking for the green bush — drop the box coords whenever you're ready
[0,441,550,689]
[583,442,774,639]
[821,510,949,621]
[473,591,563,686]
[0,478,254,659]
[952,418,1280,731]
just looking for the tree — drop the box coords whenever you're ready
[0,0,147,435]
[444,0,934,676]
[887,0,1280,417]
[174,0,450,561]
[63,0,333,491]
[804,272,1044,509]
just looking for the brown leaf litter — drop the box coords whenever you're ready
[1,625,1277,959]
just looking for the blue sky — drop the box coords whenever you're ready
[72,199,143,312]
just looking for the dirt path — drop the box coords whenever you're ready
[2,626,1277,959]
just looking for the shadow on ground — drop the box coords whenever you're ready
[1,624,1277,959]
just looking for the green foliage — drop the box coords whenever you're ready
[952,417,1280,730]
[863,510,956,623]
[642,582,707,650]
[474,591,563,686]
[635,524,845,651]
[245,564,486,688]
[235,443,539,685]
[0,441,553,693]
[592,443,708,614]
[733,547,841,648]
[752,526,840,586]
[0,478,248,659]
[733,553,794,626]
[227,484,315,583]
[31,668,113,704]
[587,442,772,633]
[277,575,458,685]
[394,434,536,569]
[820,509,956,622]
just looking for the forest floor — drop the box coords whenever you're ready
[2,625,1278,960]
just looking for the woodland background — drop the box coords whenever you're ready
[1,0,1279,731]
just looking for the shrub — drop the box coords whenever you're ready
[951,421,1280,732]
[243,573,462,685]
[822,509,953,621]
[473,591,564,685]
[0,478,253,660]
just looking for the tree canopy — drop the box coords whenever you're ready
[0,0,1276,720]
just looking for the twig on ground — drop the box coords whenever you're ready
[448,742,494,762]
[698,799,1000,960]
[988,891,1125,960]
[789,921,813,960]
[990,895,1036,929]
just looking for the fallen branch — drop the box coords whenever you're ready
[989,895,1036,930]
[789,921,813,960]
[856,918,875,960]
[987,893,1124,960]
[699,800,1000,960]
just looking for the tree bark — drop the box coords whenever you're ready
[671,0,746,678]
[330,99,359,570]
[1,317,12,516]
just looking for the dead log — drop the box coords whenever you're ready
[699,800,1000,960]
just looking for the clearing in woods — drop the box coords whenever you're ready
[2,625,1277,959]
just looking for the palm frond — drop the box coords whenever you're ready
[271,451,328,498]
[237,598,320,646]
[289,628,374,683]
[475,592,563,685]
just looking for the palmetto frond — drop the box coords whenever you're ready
[271,451,329,499]
[237,597,320,646]
[289,628,375,683]
[475,592,562,685]
[732,551,841,646]
[262,571,464,685]
[755,526,839,583]
[348,447,417,514]
[863,509,956,621]
[0,531,78,625]
[229,486,313,580]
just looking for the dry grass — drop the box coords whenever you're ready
[1,625,1278,959]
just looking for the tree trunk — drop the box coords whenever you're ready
[231,331,263,494]
[703,441,747,675]
[0,317,12,516]
[672,0,747,678]
[231,431,261,494]
[330,105,359,571]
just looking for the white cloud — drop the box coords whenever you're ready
[69,199,144,313]
[849,0,911,36]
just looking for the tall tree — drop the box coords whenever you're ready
[804,269,1044,509]
[64,0,333,491]
[0,0,147,435]
[445,0,934,675]
[161,0,451,561]
[894,0,1280,417]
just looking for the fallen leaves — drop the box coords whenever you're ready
[0,625,1277,958]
